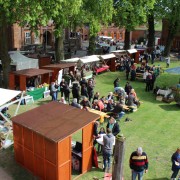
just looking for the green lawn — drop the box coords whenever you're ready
[0,59,180,180]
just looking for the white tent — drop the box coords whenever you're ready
[111,50,126,53]
[0,88,24,149]
[100,54,116,60]
[127,49,137,54]
[79,55,100,64]
[61,57,80,63]
[8,51,39,70]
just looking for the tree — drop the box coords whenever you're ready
[0,1,47,88]
[42,0,82,62]
[114,0,155,50]
[147,9,155,49]
[82,0,113,55]
[161,0,180,56]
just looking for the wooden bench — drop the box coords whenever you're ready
[136,73,144,80]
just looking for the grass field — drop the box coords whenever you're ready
[0,59,180,180]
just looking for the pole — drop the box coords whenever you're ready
[112,135,126,180]
[46,26,47,53]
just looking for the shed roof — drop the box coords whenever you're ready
[12,68,53,77]
[100,54,116,60]
[12,102,99,142]
[42,63,76,69]
[127,49,137,54]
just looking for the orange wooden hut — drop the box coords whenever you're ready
[12,102,99,180]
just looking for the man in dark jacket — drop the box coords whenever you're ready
[171,147,180,179]
[129,147,148,180]
[106,117,120,136]
[113,78,120,88]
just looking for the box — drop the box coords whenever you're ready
[156,96,163,101]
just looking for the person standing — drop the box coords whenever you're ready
[166,56,170,68]
[113,78,120,88]
[102,128,115,172]
[50,82,58,101]
[106,116,120,136]
[60,78,67,97]
[171,147,180,179]
[129,147,148,180]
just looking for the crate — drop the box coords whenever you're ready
[156,96,163,101]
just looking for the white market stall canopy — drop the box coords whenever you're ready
[79,55,100,64]
[100,54,116,60]
[127,49,137,54]
[9,51,39,70]
[61,57,80,63]
[0,88,21,107]
[111,50,127,53]
[0,88,24,149]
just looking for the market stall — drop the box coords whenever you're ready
[9,68,53,100]
[12,102,99,180]
[42,63,76,82]
[78,55,102,76]
[8,51,39,71]
[127,49,139,64]
[0,88,24,149]
[99,54,116,72]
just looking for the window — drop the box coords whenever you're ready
[25,32,31,44]
[34,32,40,44]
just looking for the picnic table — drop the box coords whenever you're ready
[87,108,109,123]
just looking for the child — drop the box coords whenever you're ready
[98,127,106,154]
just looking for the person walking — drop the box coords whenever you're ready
[102,128,115,172]
[171,147,180,179]
[129,147,148,180]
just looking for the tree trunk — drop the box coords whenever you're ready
[0,12,11,88]
[164,21,178,56]
[55,34,64,63]
[124,29,130,50]
[147,12,155,49]
[88,34,96,55]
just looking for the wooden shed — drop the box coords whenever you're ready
[127,49,140,64]
[12,102,99,180]
[42,63,76,82]
[9,68,53,91]
[99,54,116,72]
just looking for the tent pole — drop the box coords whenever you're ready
[14,92,24,116]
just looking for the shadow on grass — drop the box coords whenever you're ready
[147,178,169,180]
[159,104,180,111]
[35,99,51,106]
[0,147,35,180]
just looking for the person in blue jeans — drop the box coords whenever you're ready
[102,128,115,172]
[129,147,148,180]
[171,147,180,179]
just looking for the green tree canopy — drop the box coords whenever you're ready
[114,0,155,49]
[0,0,48,88]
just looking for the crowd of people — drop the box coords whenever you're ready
[48,63,178,179]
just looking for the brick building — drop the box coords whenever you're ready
[9,23,54,50]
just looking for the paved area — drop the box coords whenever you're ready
[0,168,13,180]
